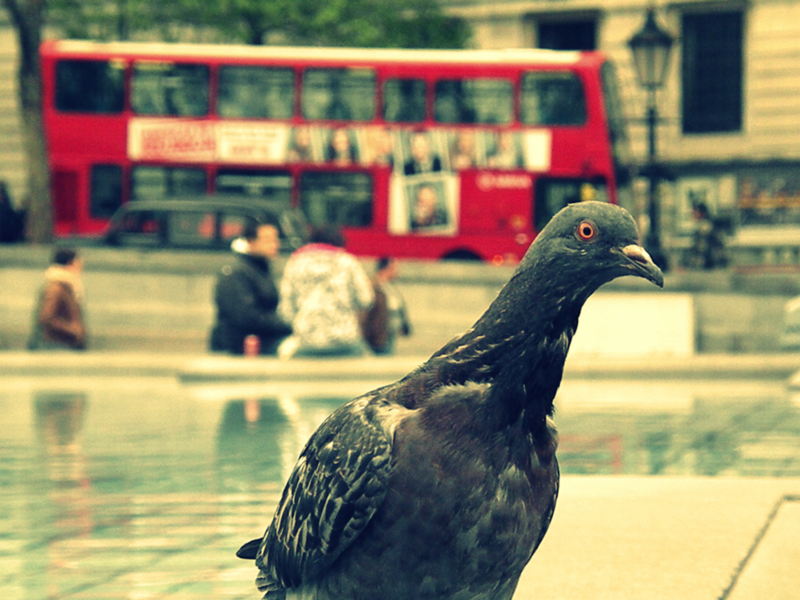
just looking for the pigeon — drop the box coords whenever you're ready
[237,201,664,600]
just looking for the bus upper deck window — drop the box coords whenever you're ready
[218,66,294,119]
[521,72,586,126]
[383,78,426,123]
[302,68,376,121]
[132,62,209,117]
[434,79,512,124]
[55,59,124,113]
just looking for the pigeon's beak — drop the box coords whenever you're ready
[620,244,664,287]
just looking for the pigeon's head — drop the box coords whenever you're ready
[522,201,664,293]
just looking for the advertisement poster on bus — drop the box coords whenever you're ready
[127,119,554,239]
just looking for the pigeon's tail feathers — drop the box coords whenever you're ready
[237,538,261,560]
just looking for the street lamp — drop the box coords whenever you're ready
[628,6,674,270]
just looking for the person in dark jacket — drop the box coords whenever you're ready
[209,221,292,355]
[0,181,24,243]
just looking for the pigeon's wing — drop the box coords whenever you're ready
[254,396,397,591]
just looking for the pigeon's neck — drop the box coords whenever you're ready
[439,295,578,380]
[415,264,588,419]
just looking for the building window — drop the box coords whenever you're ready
[537,18,597,51]
[681,10,743,134]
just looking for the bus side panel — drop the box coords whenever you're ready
[345,229,529,263]
[459,171,533,242]
[47,116,129,161]
[51,168,81,235]
[370,168,391,230]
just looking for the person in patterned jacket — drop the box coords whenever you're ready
[278,226,373,358]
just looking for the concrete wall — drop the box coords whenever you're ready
[0,246,509,354]
[1,245,797,355]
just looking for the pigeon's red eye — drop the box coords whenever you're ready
[577,221,596,241]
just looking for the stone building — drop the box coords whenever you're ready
[442,0,800,265]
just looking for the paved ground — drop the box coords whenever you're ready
[518,477,800,599]
[1,350,799,599]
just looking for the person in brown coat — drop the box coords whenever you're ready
[362,257,411,355]
[28,248,87,350]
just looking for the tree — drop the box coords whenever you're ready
[3,0,51,243]
[47,0,471,48]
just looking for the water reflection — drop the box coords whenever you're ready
[0,377,797,599]
[34,391,89,486]
[555,382,800,477]
[216,397,290,490]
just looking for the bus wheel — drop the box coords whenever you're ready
[442,249,482,261]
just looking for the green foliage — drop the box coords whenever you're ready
[46,0,471,48]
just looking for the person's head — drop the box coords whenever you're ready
[331,128,350,152]
[52,247,82,272]
[410,130,432,163]
[243,220,280,259]
[693,202,710,219]
[309,225,345,248]
[294,126,311,147]
[413,184,438,225]
[497,131,514,150]
[455,130,475,154]
[376,256,398,280]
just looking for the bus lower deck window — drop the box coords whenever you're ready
[90,164,123,218]
[131,166,207,201]
[299,171,372,228]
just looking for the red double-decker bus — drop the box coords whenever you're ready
[41,40,631,262]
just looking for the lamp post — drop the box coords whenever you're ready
[628,6,674,270]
